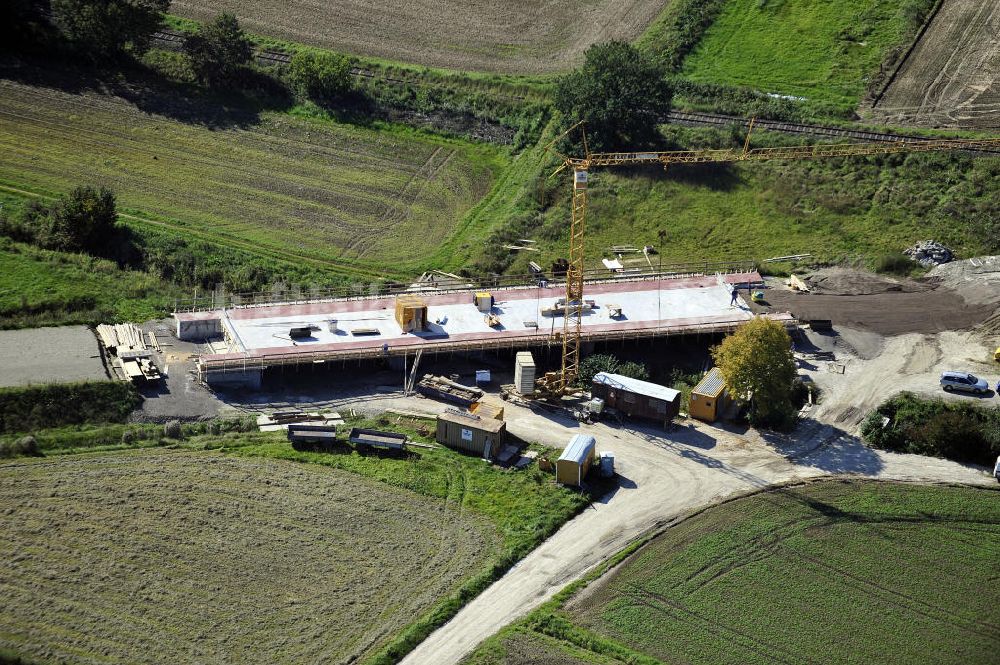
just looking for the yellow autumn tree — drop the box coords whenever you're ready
[712,317,797,428]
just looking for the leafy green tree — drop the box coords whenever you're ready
[184,12,252,86]
[32,186,118,254]
[288,51,353,103]
[51,0,169,60]
[712,317,797,428]
[579,354,649,387]
[554,41,672,152]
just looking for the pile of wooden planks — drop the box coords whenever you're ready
[96,324,147,354]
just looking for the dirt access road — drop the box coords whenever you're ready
[309,391,990,665]
[866,0,1000,128]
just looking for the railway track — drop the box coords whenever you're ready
[152,29,401,81]
[151,29,998,155]
[664,110,1000,155]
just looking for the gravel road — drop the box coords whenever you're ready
[396,397,993,665]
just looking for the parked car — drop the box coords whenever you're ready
[939,371,990,395]
[994,456,1000,482]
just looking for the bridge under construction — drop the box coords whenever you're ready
[175,269,793,388]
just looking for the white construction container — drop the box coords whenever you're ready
[514,351,536,396]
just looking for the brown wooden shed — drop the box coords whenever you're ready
[591,372,681,426]
[689,368,730,423]
[436,410,506,459]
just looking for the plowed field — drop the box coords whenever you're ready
[0,72,500,277]
[168,0,668,74]
[0,451,496,664]
[869,0,1000,128]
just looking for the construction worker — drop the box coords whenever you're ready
[730,286,739,307]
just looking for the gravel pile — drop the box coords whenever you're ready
[904,240,954,266]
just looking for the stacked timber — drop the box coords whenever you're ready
[416,375,483,407]
[514,352,536,396]
[96,324,148,355]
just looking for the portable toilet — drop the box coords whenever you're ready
[599,452,615,478]
[556,434,596,487]
[689,367,729,422]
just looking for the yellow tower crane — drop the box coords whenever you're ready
[540,122,1000,394]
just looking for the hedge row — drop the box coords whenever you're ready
[0,381,142,434]
[861,392,1000,467]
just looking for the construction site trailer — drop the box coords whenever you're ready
[287,424,338,444]
[556,434,596,486]
[689,367,730,422]
[436,410,505,459]
[591,372,681,424]
[348,427,408,450]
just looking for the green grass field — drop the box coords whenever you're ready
[468,481,1000,665]
[506,134,1000,273]
[0,238,174,327]
[0,74,505,279]
[680,0,924,110]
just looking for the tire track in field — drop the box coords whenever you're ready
[624,585,816,665]
[781,543,1000,639]
[0,81,474,273]
[0,183,402,281]
[343,146,457,260]
[916,0,996,118]
[0,102,396,222]
[0,81,414,173]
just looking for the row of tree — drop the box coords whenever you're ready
[2,2,352,102]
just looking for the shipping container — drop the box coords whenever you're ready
[689,367,730,422]
[556,434,596,486]
[591,372,681,425]
[436,410,506,459]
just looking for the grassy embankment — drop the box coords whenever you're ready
[487,126,1000,276]
[0,235,174,328]
[467,480,1000,665]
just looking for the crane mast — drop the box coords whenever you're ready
[544,127,1000,394]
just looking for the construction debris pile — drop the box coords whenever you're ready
[904,240,953,266]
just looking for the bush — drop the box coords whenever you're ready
[875,252,918,275]
[0,435,39,457]
[861,392,1000,466]
[641,0,727,72]
[163,420,182,439]
[288,51,353,103]
[578,354,649,387]
[0,381,142,434]
[184,13,252,86]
